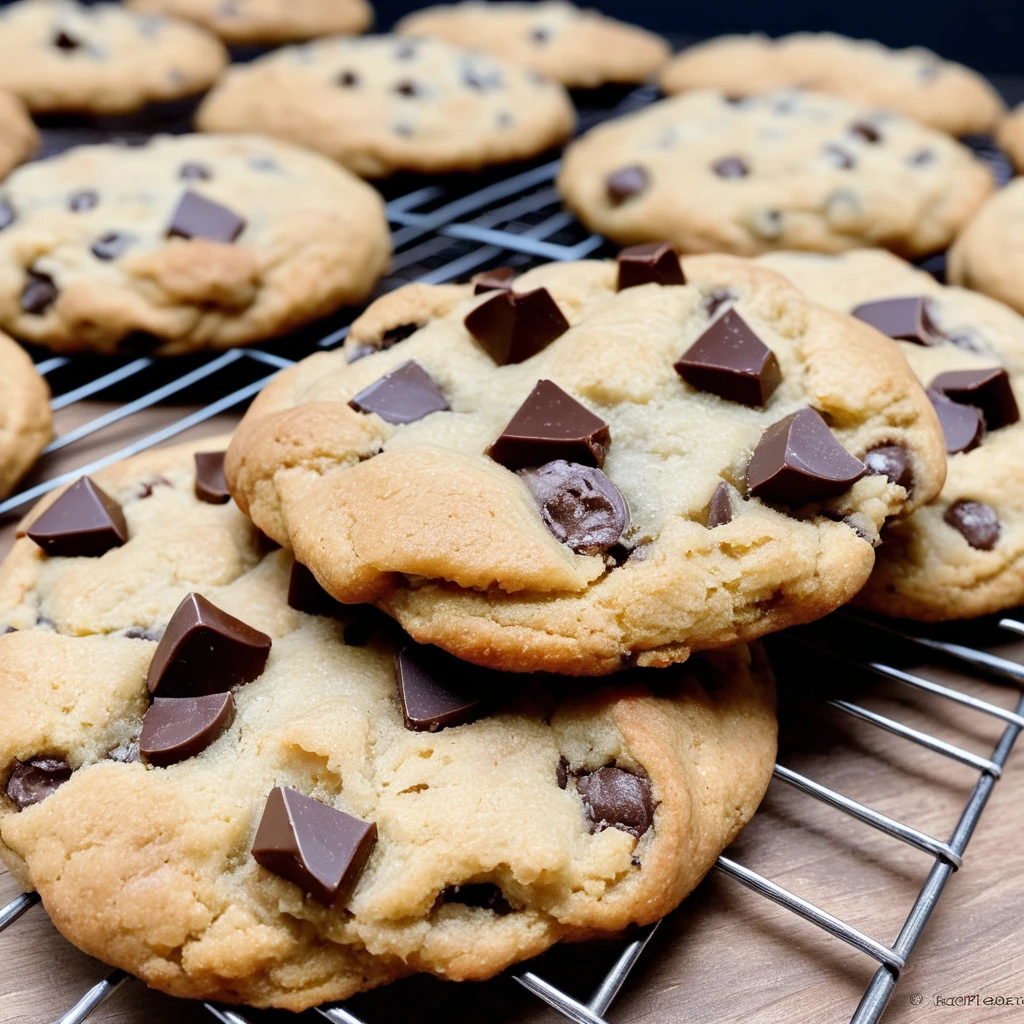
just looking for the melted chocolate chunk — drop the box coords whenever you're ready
[394,644,485,732]
[90,231,133,261]
[864,444,913,489]
[21,270,58,315]
[167,190,245,243]
[747,408,866,504]
[823,145,855,169]
[849,121,882,143]
[68,190,99,213]
[140,693,235,767]
[675,308,782,407]
[179,161,212,181]
[944,500,999,550]
[576,766,653,838]
[27,477,128,557]
[394,79,419,97]
[605,165,648,205]
[287,561,343,617]
[348,360,449,425]
[713,156,749,178]
[519,460,629,555]
[556,756,569,789]
[53,29,80,50]
[147,593,271,697]
[0,197,14,231]
[616,242,685,290]
[337,69,359,87]
[851,296,941,346]
[464,288,569,365]
[472,267,517,294]
[194,451,230,504]
[252,786,376,906]
[441,883,512,914]
[927,389,985,454]
[6,757,72,810]
[929,368,1019,431]
[706,482,733,528]
[487,380,610,469]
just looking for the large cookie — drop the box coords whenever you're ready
[659,33,1004,138]
[0,438,777,1010]
[195,35,576,178]
[225,252,946,675]
[997,104,1024,172]
[0,134,391,355]
[558,89,993,259]
[127,0,371,45]
[0,0,227,116]
[0,329,51,499]
[0,90,37,181]
[396,1,670,89]
[759,248,1024,620]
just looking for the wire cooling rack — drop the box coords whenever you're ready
[2,82,1024,1024]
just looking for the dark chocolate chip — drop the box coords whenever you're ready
[605,165,648,206]
[704,288,737,319]
[394,644,485,732]
[851,296,941,346]
[823,145,855,169]
[712,156,749,179]
[519,460,629,555]
[287,561,342,617]
[27,477,128,557]
[348,360,449,425]
[336,69,360,87]
[53,29,80,50]
[464,287,569,365]
[139,693,235,767]
[487,380,609,469]
[146,593,271,697]
[441,883,511,914]
[849,121,882,143]
[90,231,133,261]
[394,79,420,97]
[21,270,58,315]
[107,739,140,763]
[68,190,99,213]
[556,756,569,789]
[167,190,245,244]
[616,242,685,291]
[575,766,653,839]
[471,267,517,294]
[675,308,782,407]
[6,757,72,810]
[929,367,1019,431]
[3,626,15,634]
[194,451,230,504]
[0,197,14,231]
[864,444,913,489]
[747,408,866,504]
[944,499,999,550]
[706,482,733,528]
[927,389,985,454]
[252,786,376,906]
[909,147,936,167]
[178,162,212,181]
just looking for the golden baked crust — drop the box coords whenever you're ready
[0,329,51,499]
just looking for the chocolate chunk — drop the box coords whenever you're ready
[472,267,517,294]
[675,308,782,407]
[252,786,376,906]
[146,593,271,697]
[519,460,629,555]
[53,29,80,49]
[441,883,511,914]
[713,156,749,178]
[394,79,419,97]
[465,287,569,365]
[21,270,58,315]
[930,368,1019,431]
[556,756,569,789]
[179,162,212,181]
[337,69,359,87]
[194,451,230,504]
[704,288,737,319]
[90,231,133,261]
[605,165,648,205]
[167,190,245,243]
[927,389,985,454]
[849,121,882,143]
[944,499,999,550]
[706,482,733,528]
[394,644,485,732]
[68,190,98,213]
[6,757,72,810]
[747,408,866,504]
[616,242,685,291]
[576,766,653,839]
[487,380,609,469]
[27,477,128,557]
[139,693,235,767]
[348,360,448,425]
[0,198,14,231]
[823,145,855,169]
[851,296,941,346]
[287,561,342,617]
[864,444,913,489]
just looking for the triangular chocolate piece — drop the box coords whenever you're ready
[616,242,685,291]
[140,693,235,767]
[706,481,733,528]
[487,380,610,470]
[464,287,569,365]
[394,644,485,732]
[929,367,1019,431]
[194,451,230,504]
[27,477,128,558]
[167,190,245,244]
[851,297,942,346]
[348,360,449,425]
[927,389,985,454]
[252,786,377,906]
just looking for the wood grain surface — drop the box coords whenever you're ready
[2,402,1023,1024]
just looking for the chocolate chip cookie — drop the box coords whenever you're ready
[0,90,37,181]
[759,249,1024,620]
[558,89,993,259]
[0,329,51,499]
[0,134,391,355]
[0,438,777,1010]
[0,0,227,116]
[195,35,576,178]
[396,1,670,89]
[659,33,1004,138]
[225,251,946,675]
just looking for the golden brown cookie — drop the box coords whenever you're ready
[0,90,38,181]
[0,329,51,499]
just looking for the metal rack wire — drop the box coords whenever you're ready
[1,82,1023,1024]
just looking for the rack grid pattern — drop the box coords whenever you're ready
[1,84,1023,1024]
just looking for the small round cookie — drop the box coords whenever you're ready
[0,0,228,117]
[659,33,1004,138]
[225,251,946,676]
[557,89,994,258]
[127,0,372,46]
[0,329,52,499]
[396,1,670,90]
[0,134,391,356]
[0,439,777,1011]
[997,104,1024,172]
[0,90,38,181]
[759,249,1024,621]
[195,35,576,178]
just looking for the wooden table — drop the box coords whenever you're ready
[2,403,1023,1024]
